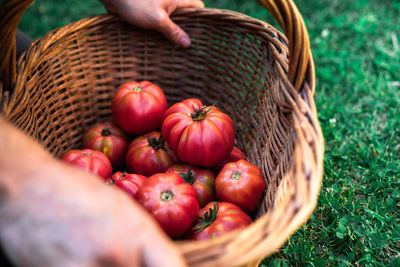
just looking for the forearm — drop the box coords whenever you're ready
[0,116,52,204]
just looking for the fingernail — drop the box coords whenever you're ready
[180,37,191,47]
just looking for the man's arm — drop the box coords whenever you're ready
[0,117,51,202]
[0,116,186,266]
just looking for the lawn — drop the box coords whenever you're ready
[15,0,400,265]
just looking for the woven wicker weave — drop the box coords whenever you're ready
[0,0,324,266]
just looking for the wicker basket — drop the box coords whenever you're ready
[0,0,324,266]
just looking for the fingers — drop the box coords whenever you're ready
[99,0,205,48]
[179,0,205,8]
[158,0,205,47]
[156,10,191,48]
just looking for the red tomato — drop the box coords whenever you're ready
[187,202,252,240]
[126,131,178,176]
[166,164,215,208]
[109,172,147,199]
[111,81,167,134]
[136,173,199,237]
[62,149,112,179]
[82,121,129,169]
[213,146,246,173]
[162,98,235,167]
[215,160,265,212]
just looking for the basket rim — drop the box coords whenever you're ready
[5,8,294,116]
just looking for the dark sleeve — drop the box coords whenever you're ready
[16,29,32,59]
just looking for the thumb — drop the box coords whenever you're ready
[156,10,191,48]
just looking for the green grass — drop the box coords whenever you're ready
[14,0,400,265]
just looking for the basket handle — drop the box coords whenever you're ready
[0,0,34,91]
[0,0,312,92]
[257,0,312,91]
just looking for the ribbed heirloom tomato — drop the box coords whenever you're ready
[166,164,215,208]
[136,173,199,237]
[82,121,129,169]
[126,131,178,176]
[216,159,266,212]
[61,149,112,179]
[161,98,235,167]
[187,202,252,240]
[108,172,147,199]
[111,81,167,134]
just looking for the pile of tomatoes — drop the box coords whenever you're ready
[62,81,266,240]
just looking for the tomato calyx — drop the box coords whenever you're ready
[131,85,143,92]
[193,202,219,233]
[101,128,112,136]
[179,167,196,185]
[232,171,241,180]
[191,105,215,121]
[116,173,127,181]
[147,135,167,151]
[160,190,174,202]
[106,179,115,185]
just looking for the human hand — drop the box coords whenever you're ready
[100,0,204,48]
[0,119,186,267]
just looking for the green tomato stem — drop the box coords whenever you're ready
[160,190,174,202]
[232,171,241,180]
[193,202,219,233]
[147,135,166,150]
[101,128,111,136]
[132,86,142,92]
[179,167,196,185]
[191,104,215,121]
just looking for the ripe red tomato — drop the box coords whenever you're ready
[126,131,178,176]
[166,164,215,208]
[111,81,167,134]
[136,173,199,237]
[187,202,252,240]
[215,160,265,212]
[213,146,246,173]
[108,172,147,199]
[82,121,129,169]
[62,149,112,179]
[162,98,235,167]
